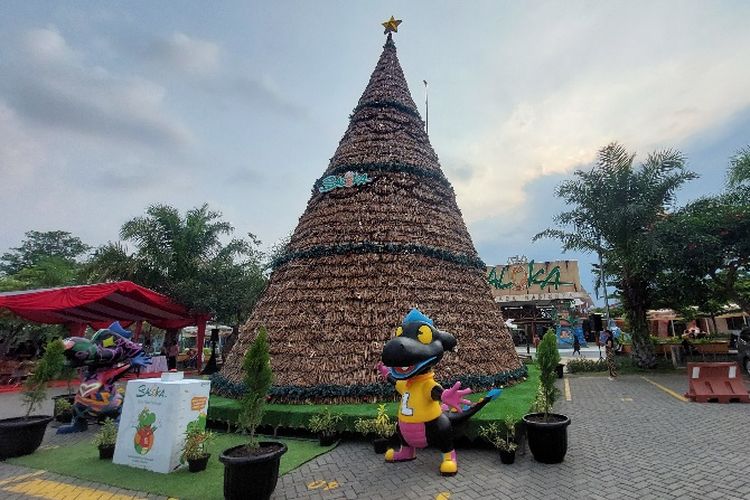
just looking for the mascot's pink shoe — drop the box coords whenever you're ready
[385,446,417,462]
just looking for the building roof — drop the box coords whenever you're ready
[0,281,207,329]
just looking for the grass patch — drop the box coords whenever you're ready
[8,433,334,500]
[209,365,539,438]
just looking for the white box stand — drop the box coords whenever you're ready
[112,374,211,473]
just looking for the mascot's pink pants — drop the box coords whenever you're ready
[399,421,428,448]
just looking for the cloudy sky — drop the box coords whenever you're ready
[2,1,749,303]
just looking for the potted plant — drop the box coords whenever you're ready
[181,426,214,472]
[308,407,342,446]
[354,404,396,454]
[478,416,519,464]
[219,327,287,500]
[0,339,65,459]
[523,331,571,464]
[54,397,73,424]
[93,418,118,459]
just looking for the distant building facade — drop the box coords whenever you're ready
[486,256,594,343]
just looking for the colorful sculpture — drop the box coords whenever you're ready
[377,309,501,476]
[57,325,151,434]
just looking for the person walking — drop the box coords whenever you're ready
[604,330,617,379]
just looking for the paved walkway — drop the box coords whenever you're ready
[2,374,749,499]
[274,373,749,500]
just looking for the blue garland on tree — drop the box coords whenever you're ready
[210,365,528,401]
[271,241,486,270]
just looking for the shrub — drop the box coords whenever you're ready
[237,326,272,450]
[22,339,65,417]
[566,358,608,373]
[536,330,560,420]
[54,397,72,414]
[354,404,395,439]
[308,407,342,437]
[478,415,518,452]
[93,418,118,448]
[181,427,214,461]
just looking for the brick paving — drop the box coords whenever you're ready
[2,373,749,499]
[273,373,750,500]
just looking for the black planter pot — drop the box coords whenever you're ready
[98,445,115,459]
[55,411,73,424]
[188,453,211,472]
[372,438,389,454]
[0,415,53,459]
[523,413,571,464]
[219,441,287,500]
[318,433,337,446]
[556,363,565,379]
[499,449,516,465]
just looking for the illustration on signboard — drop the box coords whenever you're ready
[134,408,157,455]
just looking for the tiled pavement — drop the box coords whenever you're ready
[274,372,750,500]
[2,374,749,499]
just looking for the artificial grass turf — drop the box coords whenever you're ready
[209,364,539,439]
[8,433,334,500]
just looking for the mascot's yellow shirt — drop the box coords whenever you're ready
[395,372,442,423]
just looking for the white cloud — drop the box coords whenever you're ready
[22,27,78,65]
[444,4,750,234]
[2,27,193,148]
[148,32,221,75]
[0,101,47,190]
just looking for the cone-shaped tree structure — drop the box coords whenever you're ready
[217,33,523,402]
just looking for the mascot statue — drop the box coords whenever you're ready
[376,309,501,476]
[57,323,151,434]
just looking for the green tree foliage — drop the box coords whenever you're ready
[85,204,266,326]
[535,143,697,368]
[23,339,65,417]
[1,232,89,353]
[654,150,750,317]
[535,330,560,420]
[238,326,272,449]
[727,146,750,188]
[1,230,90,276]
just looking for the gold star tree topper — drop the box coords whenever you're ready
[382,16,402,35]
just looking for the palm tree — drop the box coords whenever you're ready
[87,204,265,324]
[727,146,750,188]
[535,143,697,367]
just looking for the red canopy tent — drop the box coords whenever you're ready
[0,281,210,368]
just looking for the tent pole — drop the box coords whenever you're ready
[196,319,207,371]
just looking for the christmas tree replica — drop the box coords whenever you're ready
[217,21,523,403]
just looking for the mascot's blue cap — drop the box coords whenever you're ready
[108,321,132,339]
[402,308,433,326]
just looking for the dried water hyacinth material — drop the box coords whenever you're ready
[222,255,519,390]
[220,33,521,401]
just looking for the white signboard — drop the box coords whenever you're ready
[113,374,211,473]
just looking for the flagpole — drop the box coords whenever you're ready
[423,80,429,135]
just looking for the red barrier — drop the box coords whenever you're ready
[685,362,750,403]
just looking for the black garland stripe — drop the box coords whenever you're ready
[210,365,528,401]
[350,99,421,120]
[272,241,486,270]
[314,162,452,193]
